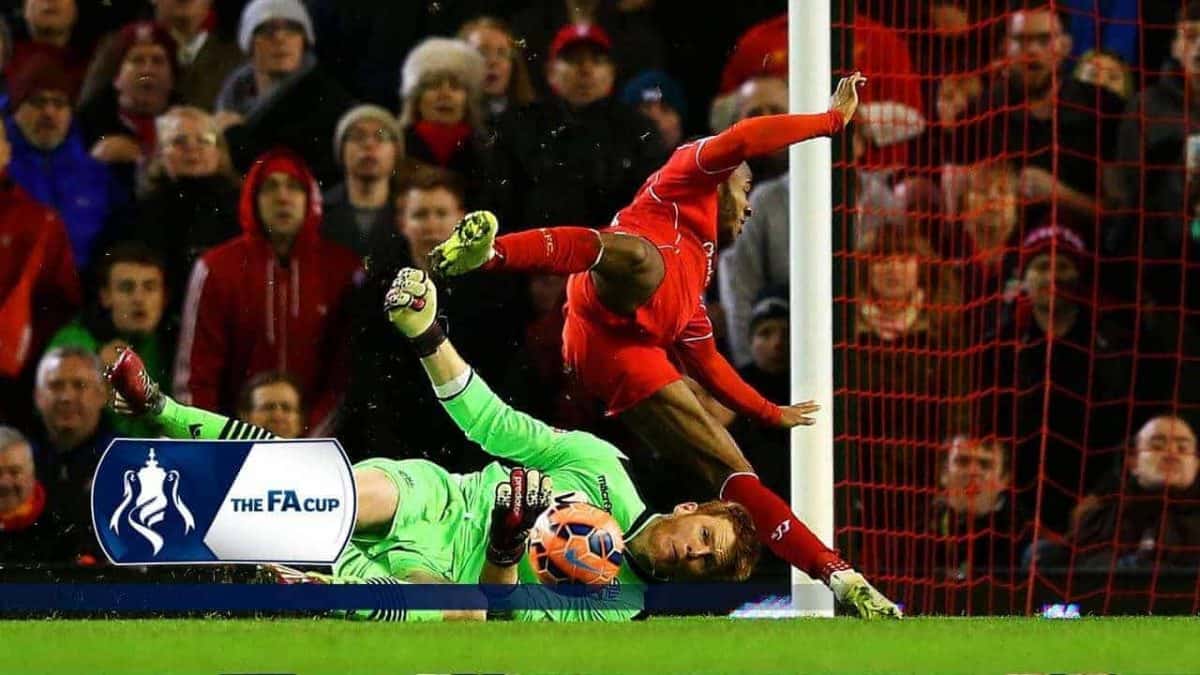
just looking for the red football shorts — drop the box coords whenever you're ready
[561,240,705,416]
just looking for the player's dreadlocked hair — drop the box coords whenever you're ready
[694,500,761,581]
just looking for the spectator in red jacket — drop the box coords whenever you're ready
[173,148,361,434]
[0,119,81,429]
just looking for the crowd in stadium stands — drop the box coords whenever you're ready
[0,0,1197,610]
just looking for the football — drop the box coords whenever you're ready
[528,502,625,585]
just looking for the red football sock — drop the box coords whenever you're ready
[720,473,851,583]
[483,227,603,275]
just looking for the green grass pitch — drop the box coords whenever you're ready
[3,616,1197,674]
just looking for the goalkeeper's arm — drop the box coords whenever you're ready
[384,268,621,469]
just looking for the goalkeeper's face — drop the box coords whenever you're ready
[643,502,758,582]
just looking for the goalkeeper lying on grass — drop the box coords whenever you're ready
[105,267,763,622]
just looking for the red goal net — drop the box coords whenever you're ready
[834,0,1200,615]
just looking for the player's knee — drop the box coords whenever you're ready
[354,468,399,532]
[708,453,753,482]
[600,234,659,276]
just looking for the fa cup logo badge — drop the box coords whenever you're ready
[108,448,195,555]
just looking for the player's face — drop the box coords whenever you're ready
[34,355,105,444]
[343,118,398,181]
[0,442,35,514]
[402,186,464,260]
[751,317,788,375]
[13,89,72,151]
[1133,417,1199,490]
[466,25,513,97]
[548,46,615,107]
[101,262,165,335]
[160,112,220,178]
[256,171,308,238]
[115,44,173,111]
[417,74,470,125]
[245,382,304,439]
[718,164,753,240]
[940,437,1008,517]
[647,504,737,581]
[252,19,306,77]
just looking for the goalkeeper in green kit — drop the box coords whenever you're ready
[106,267,761,622]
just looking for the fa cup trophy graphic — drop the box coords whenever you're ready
[109,448,196,555]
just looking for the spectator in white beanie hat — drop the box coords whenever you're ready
[216,0,316,116]
[323,104,406,256]
[397,37,490,202]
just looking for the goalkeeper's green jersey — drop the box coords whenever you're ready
[335,370,657,621]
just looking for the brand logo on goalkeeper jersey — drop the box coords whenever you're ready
[92,438,356,566]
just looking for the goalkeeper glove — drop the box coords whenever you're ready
[487,468,552,566]
[383,267,445,356]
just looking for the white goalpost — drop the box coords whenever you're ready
[788,0,835,617]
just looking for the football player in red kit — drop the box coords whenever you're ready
[432,73,899,618]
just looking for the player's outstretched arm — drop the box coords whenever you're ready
[673,308,818,429]
[386,268,618,469]
[696,72,866,171]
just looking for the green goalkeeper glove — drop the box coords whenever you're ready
[384,268,446,356]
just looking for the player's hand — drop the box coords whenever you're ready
[487,468,552,566]
[830,72,867,128]
[778,400,821,428]
[383,267,438,337]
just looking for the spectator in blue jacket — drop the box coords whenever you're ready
[4,52,126,273]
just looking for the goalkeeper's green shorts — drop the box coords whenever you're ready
[335,458,473,584]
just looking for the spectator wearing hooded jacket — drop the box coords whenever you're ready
[4,52,125,273]
[173,148,361,435]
